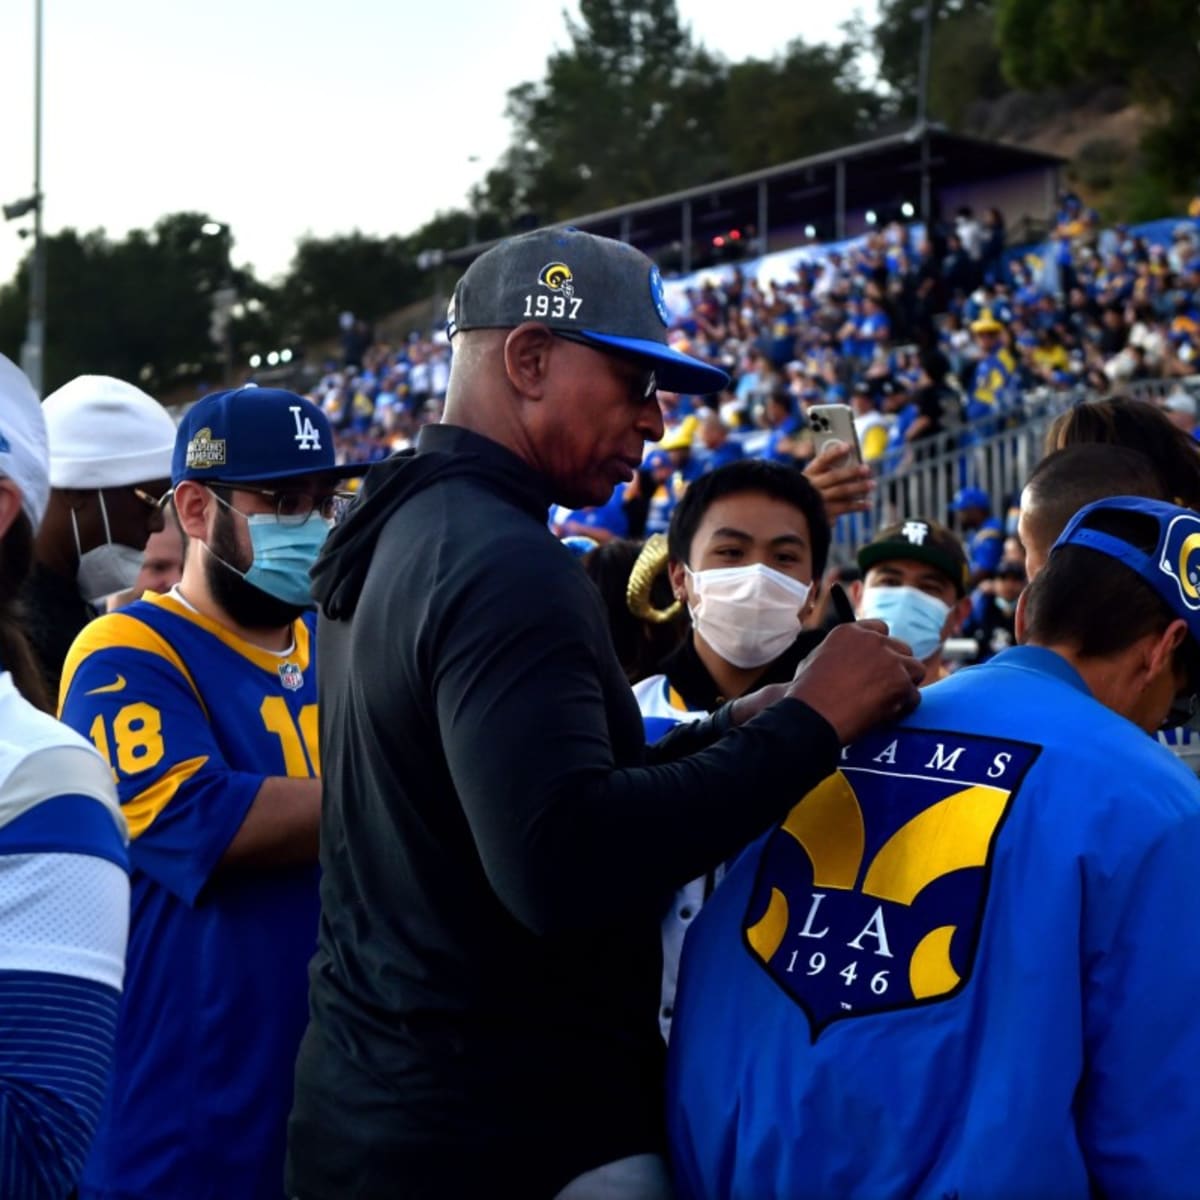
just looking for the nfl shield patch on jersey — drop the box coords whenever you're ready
[742,727,1039,1038]
[278,662,304,692]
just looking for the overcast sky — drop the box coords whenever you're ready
[0,0,878,286]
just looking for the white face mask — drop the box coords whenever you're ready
[72,492,145,606]
[687,562,811,669]
[859,584,952,662]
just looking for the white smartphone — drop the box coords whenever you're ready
[807,403,863,466]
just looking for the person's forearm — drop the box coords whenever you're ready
[220,776,321,867]
[483,699,839,935]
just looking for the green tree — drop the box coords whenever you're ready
[477,0,726,225]
[996,0,1200,188]
[0,213,264,395]
[718,38,884,176]
[873,0,1007,127]
[276,232,421,343]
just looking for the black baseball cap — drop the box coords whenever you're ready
[857,518,971,597]
[446,227,730,395]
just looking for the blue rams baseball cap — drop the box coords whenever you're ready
[950,486,990,512]
[1052,496,1200,646]
[172,386,370,486]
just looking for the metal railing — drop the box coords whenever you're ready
[831,374,1200,560]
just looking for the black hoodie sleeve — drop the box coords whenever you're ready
[432,564,839,937]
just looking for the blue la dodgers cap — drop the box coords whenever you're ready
[172,386,370,486]
[445,226,730,396]
[1052,496,1200,645]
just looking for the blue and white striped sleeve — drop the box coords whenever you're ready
[0,744,129,1200]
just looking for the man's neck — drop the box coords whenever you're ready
[921,648,946,685]
[176,564,293,653]
[692,632,768,703]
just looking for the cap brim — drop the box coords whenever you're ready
[191,459,375,485]
[857,541,967,597]
[578,330,731,395]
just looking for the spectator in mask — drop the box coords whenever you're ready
[106,509,185,611]
[24,376,175,697]
[632,459,831,1039]
[59,387,365,1200]
[856,520,971,683]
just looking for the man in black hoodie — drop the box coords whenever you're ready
[288,228,923,1200]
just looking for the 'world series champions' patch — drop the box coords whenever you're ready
[742,727,1040,1039]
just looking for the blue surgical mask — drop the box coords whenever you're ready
[242,513,330,607]
[859,584,951,662]
[207,490,330,607]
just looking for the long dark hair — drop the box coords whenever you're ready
[1047,397,1200,510]
[0,511,51,711]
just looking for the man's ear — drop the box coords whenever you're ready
[1148,618,1189,684]
[802,579,821,623]
[503,323,556,402]
[946,594,971,638]
[667,557,688,604]
[1014,586,1029,644]
[172,481,213,541]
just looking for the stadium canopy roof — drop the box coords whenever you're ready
[444,124,1066,275]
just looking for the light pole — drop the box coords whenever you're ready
[915,2,935,224]
[466,154,480,246]
[18,0,46,395]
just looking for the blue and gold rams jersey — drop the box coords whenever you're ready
[58,590,321,1200]
[667,646,1200,1200]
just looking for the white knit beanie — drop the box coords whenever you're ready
[44,375,176,489]
[0,353,49,530]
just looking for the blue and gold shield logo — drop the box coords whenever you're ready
[742,728,1038,1038]
[538,262,575,298]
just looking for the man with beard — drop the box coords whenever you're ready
[58,386,364,1200]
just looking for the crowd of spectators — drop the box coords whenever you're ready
[312,198,1200,498]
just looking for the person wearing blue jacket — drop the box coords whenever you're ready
[668,494,1200,1200]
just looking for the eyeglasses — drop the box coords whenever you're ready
[553,331,659,400]
[133,486,173,513]
[213,483,354,525]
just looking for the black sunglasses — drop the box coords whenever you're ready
[553,331,659,400]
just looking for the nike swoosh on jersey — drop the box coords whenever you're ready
[85,675,127,695]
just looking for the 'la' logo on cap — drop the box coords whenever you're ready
[186,427,226,469]
[290,406,321,452]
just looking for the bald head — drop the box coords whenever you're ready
[1019,444,1168,579]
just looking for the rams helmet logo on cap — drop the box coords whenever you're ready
[538,262,575,298]
[185,427,226,470]
[1161,513,1200,610]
